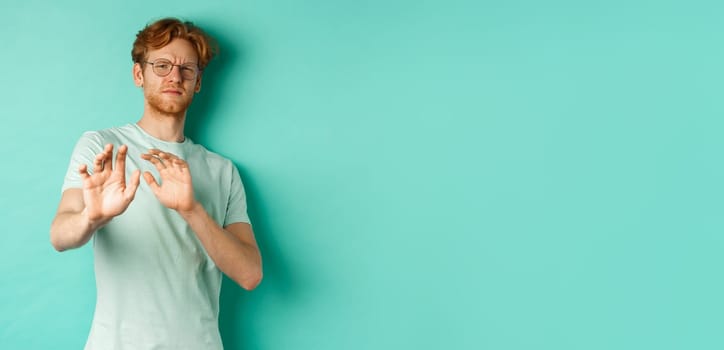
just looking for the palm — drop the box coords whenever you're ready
[142,149,196,212]
[83,171,129,217]
[79,144,141,222]
[152,166,195,211]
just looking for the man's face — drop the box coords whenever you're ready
[133,39,201,117]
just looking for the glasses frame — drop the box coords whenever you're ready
[143,59,201,81]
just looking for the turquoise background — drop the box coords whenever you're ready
[1,0,723,349]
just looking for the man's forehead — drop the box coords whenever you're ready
[147,39,198,62]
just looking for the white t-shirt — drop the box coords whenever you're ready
[62,123,250,350]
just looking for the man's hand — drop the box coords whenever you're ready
[79,144,141,224]
[141,149,197,212]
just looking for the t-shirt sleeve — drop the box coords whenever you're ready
[61,131,105,193]
[224,164,251,226]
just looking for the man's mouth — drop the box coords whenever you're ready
[162,89,183,95]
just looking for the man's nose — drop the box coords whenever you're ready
[166,65,183,82]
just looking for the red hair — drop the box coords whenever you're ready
[132,18,218,70]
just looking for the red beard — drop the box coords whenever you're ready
[145,88,194,117]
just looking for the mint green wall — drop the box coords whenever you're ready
[2,0,723,349]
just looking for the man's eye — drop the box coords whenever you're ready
[156,63,171,70]
[181,66,196,72]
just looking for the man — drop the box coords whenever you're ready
[50,18,262,349]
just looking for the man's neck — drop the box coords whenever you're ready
[137,110,187,143]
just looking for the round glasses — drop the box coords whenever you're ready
[144,59,200,80]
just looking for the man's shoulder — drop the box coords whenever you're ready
[188,143,234,166]
[77,124,135,140]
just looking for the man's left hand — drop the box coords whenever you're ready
[141,149,197,212]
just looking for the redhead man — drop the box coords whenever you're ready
[50,18,262,349]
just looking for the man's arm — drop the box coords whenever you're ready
[50,144,140,251]
[50,189,109,251]
[180,206,263,291]
[141,149,263,290]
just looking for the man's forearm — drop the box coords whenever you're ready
[179,202,262,290]
[50,209,108,252]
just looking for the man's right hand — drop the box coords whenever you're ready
[79,144,141,224]
[51,144,141,251]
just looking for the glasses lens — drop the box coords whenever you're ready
[152,60,172,76]
[148,60,198,80]
[180,65,198,80]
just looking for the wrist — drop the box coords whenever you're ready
[81,208,112,231]
[177,200,202,218]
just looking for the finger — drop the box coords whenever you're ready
[143,171,161,196]
[158,151,179,161]
[78,164,90,180]
[93,144,114,173]
[92,152,105,174]
[102,144,114,172]
[141,153,167,170]
[115,145,129,178]
[148,149,181,162]
[124,170,142,201]
[172,159,189,172]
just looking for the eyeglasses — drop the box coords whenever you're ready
[143,59,200,80]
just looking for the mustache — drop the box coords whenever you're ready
[160,85,187,94]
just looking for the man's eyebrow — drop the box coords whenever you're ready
[148,55,199,64]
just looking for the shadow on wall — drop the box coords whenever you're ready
[185,23,227,137]
[220,166,300,350]
[184,24,298,349]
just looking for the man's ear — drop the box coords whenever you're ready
[194,74,203,93]
[133,63,144,87]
